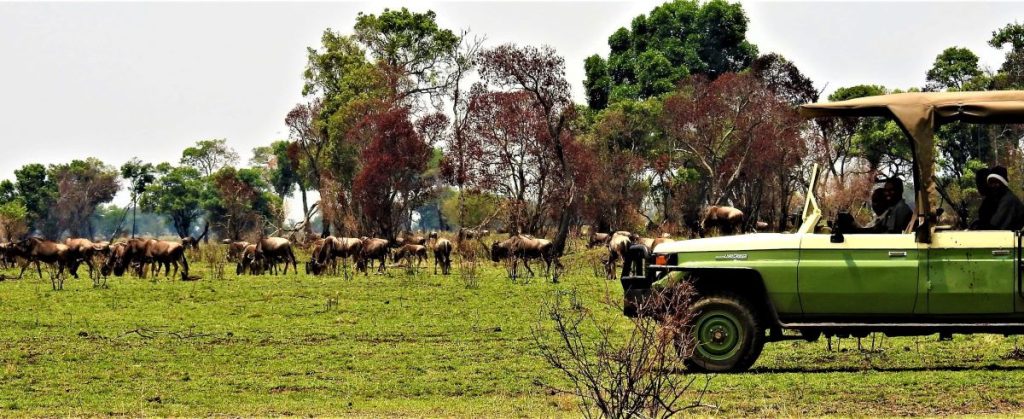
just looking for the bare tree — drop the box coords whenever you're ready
[533,285,713,418]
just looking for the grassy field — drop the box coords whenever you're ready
[2,244,1024,416]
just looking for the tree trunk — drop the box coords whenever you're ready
[300,185,312,235]
[131,200,138,238]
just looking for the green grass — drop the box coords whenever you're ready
[1,245,1024,416]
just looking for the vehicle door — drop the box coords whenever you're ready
[927,230,1016,314]
[798,233,921,314]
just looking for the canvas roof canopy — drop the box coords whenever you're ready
[799,91,1024,242]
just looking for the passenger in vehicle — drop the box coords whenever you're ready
[835,187,896,234]
[974,166,1024,230]
[877,177,913,233]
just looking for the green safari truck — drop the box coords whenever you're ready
[620,91,1024,372]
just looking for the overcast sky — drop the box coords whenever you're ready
[2,1,1022,219]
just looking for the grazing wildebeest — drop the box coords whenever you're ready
[309,236,363,275]
[101,242,128,277]
[65,237,100,279]
[146,240,190,279]
[11,237,70,289]
[253,237,298,275]
[357,238,390,275]
[236,244,261,275]
[457,228,489,242]
[392,244,428,268]
[225,241,250,263]
[605,231,636,280]
[700,205,745,237]
[181,236,200,250]
[587,232,612,249]
[432,238,453,275]
[491,235,558,280]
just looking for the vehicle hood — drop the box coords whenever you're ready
[653,233,801,254]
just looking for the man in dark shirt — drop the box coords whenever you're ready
[976,167,1024,231]
[878,177,913,233]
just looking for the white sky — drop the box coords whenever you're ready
[1,1,1022,220]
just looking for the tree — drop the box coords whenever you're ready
[48,158,121,238]
[926,47,985,91]
[581,98,664,232]
[0,200,28,240]
[180,139,239,177]
[990,22,1024,89]
[439,32,485,229]
[13,163,57,236]
[285,100,330,233]
[350,106,433,239]
[120,158,156,237]
[458,90,557,234]
[250,140,300,204]
[478,44,584,256]
[663,73,801,208]
[140,164,208,239]
[750,53,819,106]
[584,0,758,109]
[205,167,281,240]
[353,7,460,105]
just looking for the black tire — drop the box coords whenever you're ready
[678,293,765,373]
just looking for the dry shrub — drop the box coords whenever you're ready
[458,249,480,289]
[533,285,712,418]
[198,244,226,280]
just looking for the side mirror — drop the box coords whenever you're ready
[830,231,845,243]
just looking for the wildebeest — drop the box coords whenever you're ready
[700,205,745,237]
[457,228,489,242]
[101,242,128,277]
[11,237,70,289]
[236,244,260,275]
[392,244,428,268]
[605,231,636,280]
[252,237,298,275]
[357,238,390,275]
[308,236,363,276]
[432,238,453,275]
[490,235,558,280]
[225,241,250,263]
[106,238,190,280]
[587,232,612,248]
[147,240,190,279]
[64,237,100,279]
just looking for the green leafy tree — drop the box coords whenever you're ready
[0,200,28,240]
[180,139,239,177]
[140,164,208,239]
[353,7,460,102]
[13,163,57,235]
[926,47,985,91]
[205,167,281,240]
[584,0,757,109]
[829,85,912,177]
[989,22,1024,89]
[120,158,156,237]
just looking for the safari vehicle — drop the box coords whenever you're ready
[621,91,1024,372]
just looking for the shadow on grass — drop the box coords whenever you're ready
[745,363,1024,374]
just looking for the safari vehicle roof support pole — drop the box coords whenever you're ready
[798,164,821,235]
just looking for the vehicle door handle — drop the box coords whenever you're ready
[993,249,1011,256]
[888,251,907,258]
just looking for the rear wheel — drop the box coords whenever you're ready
[679,293,764,373]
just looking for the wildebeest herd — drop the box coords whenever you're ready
[0,205,758,290]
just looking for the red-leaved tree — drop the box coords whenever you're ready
[350,106,433,239]
[478,44,580,255]
[663,73,803,216]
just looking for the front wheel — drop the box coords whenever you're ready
[679,294,764,373]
